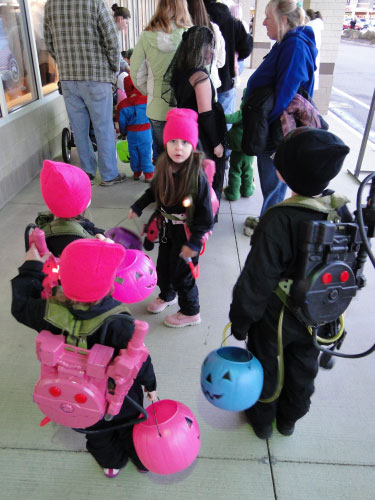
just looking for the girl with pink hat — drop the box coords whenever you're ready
[36,160,105,256]
[11,238,157,478]
[129,108,214,328]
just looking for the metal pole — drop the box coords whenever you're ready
[354,88,375,178]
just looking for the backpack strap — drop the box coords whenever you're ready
[38,217,94,239]
[272,193,350,222]
[44,301,131,349]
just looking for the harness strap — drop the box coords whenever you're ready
[44,301,130,349]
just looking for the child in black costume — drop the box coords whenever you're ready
[11,238,157,478]
[36,160,105,257]
[229,128,350,439]
[129,108,214,328]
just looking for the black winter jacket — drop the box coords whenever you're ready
[204,2,253,92]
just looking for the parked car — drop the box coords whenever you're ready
[0,19,20,86]
[342,21,361,30]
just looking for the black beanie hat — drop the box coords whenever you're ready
[274,127,350,196]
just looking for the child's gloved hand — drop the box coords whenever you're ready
[129,208,138,219]
[146,390,157,402]
[95,233,114,243]
[180,245,198,260]
[25,243,51,263]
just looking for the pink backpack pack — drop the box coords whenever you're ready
[33,316,149,430]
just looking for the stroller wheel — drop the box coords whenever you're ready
[62,127,72,163]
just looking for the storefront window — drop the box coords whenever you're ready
[0,0,36,113]
[30,0,58,95]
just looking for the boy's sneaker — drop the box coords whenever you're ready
[136,467,149,474]
[133,171,142,180]
[164,312,201,328]
[144,172,154,183]
[100,174,126,186]
[103,468,120,478]
[276,420,295,436]
[244,216,259,229]
[147,297,177,314]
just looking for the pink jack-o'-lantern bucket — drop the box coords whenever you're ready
[113,249,157,304]
[133,399,201,475]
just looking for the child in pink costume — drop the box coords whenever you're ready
[11,238,157,479]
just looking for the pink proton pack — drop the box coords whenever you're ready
[33,319,149,429]
[26,224,60,299]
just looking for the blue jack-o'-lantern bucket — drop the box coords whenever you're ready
[201,346,264,411]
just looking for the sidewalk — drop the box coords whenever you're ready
[0,77,374,499]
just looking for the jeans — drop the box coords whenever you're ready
[61,81,118,181]
[218,87,236,157]
[257,152,288,215]
[149,119,166,156]
[218,87,236,116]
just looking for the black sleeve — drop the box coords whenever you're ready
[131,186,156,216]
[187,172,214,250]
[79,217,105,235]
[235,20,253,60]
[11,261,50,332]
[134,355,157,392]
[198,110,222,150]
[229,214,292,339]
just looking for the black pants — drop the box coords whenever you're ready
[157,221,199,316]
[245,302,320,428]
[86,424,146,470]
[85,387,147,470]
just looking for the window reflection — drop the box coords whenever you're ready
[30,0,58,94]
[0,0,35,112]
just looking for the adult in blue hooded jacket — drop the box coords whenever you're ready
[245,0,317,220]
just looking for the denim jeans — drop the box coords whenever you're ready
[257,152,287,215]
[149,119,166,156]
[61,81,118,181]
[218,87,236,157]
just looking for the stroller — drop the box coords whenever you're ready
[60,82,118,164]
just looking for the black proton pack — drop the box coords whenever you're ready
[275,173,375,364]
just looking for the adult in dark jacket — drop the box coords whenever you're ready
[243,0,317,226]
[203,0,253,116]
[11,239,157,479]
[229,128,350,440]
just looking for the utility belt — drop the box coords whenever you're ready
[160,209,187,225]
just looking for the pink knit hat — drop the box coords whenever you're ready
[163,108,199,149]
[40,160,92,218]
[59,239,126,302]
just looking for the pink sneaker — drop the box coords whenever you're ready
[147,297,177,314]
[103,468,120,478]
[164,312,201,328]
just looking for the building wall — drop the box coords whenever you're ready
[0,94,67,209]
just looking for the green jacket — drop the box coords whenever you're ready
[225,89,246,152]
[130,23,186,121]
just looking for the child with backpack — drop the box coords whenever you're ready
[129,108,214,328]
[35,160,105,257]
[224,88,255,201]
[117,75,154,182]
[229,128,351,439]
[11,238,157,478]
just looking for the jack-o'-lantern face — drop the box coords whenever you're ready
[113,250,157,303]
[200,347,264,412]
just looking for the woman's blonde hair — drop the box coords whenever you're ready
[267,0,305,41]
[145,0,192,33]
